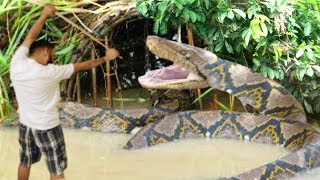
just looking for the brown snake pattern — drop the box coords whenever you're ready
[58,100,180,133]
[123,36,320,179]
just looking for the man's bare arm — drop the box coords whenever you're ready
[73,57,106,74]
[22,4,56,48]
[73,48,119,73]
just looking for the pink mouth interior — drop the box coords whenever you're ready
[138,64,208,90]
[145,64,189,79]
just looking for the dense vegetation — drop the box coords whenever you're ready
[133,0,320,119]
[0,0,118,122]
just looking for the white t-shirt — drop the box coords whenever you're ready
[10,46,74,130]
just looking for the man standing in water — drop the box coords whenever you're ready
[10,4,119,180]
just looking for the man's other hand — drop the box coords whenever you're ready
[104,48,120,61]
[41,3,56,18]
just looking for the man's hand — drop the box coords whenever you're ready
[104,48,120,61]
[22,3,56,48]
[41,4,56,18]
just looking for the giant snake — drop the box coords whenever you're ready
[53,36,320,179]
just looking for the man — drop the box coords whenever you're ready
[10,4,119,180]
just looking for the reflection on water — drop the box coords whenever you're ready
[0,127,298,179]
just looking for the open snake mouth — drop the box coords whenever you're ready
[138,36,209,90]
[138,64,208,90]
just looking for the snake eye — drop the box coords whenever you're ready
[180,50,187,56]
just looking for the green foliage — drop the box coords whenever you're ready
[134,0,320,115]
[0,0,39,122]
[0,0,79,122]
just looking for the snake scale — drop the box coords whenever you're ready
[57,36,320,179]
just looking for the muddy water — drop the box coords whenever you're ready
[0,127,293,180]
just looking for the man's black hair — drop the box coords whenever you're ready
[30,40,54,54]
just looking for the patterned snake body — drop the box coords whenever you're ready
[58,36,319,179]
[59,100,180,133]
[123,36,320,179]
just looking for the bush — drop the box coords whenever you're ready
[134,0,320,115]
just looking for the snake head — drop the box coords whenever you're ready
[146,35,218,80]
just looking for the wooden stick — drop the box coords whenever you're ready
[230,95,235,111]
[56,12,123,59]
[187,26,194,45]
[105,36,113,107]
[67,75,75,101]
[91,47,98,106]
[177,24,182,43]
[212,93,218,110]
[56,12,107,49]
[76,73,81,103]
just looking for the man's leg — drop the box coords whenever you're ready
[34,125,68,180]
[17,165,31,180]
[51,173,64,180]
[18,123,41,180]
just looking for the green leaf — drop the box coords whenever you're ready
[227,10,234,19]
[190,11,197,22]
[159,22,168,35]
[304,100,314,114]
[196,11,206,22]
[183,9,190,21]
[267,67,275,79]
[273,46,279,62]
[260,22,268,36]
[306,47,314,60]
[175,8,182,17]
[218,12,227,23]
[312,65,320,77]
[274,70,280,79]
[261,65,268,77]
[214,40,224,52]
[296,48,305,58]
[253,59,261,67]
[244,30,252,47]
[299,69,306,80]
[55,44,75,55]
[214,99,230,111]
[174,0,184,9]
[153,20,160,34]
[204,0,210,9]
[213,31,220,40]
[225,41,234,53]
[304,22,312,36]
[256,39,267,50]
[159,1,169,12]
[306,67,314,77]
[137,2,148,16]
[197,25,207,37]
[232,9,246,19]
[0,51,8,67]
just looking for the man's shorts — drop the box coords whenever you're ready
[19,123,67,176]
